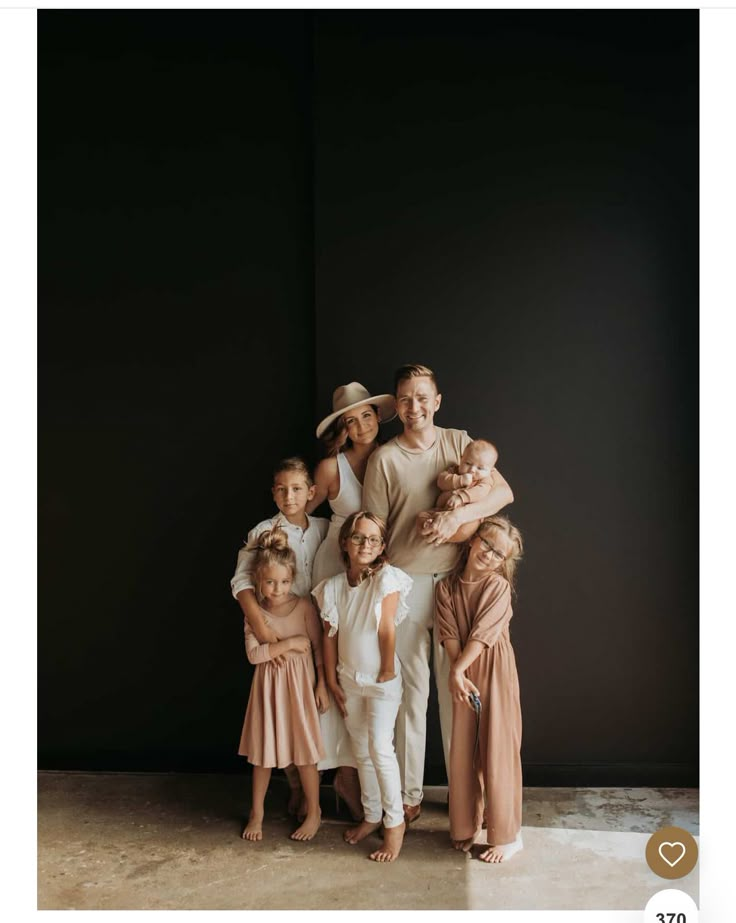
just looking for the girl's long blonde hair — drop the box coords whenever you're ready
[248,527,297,595]
[449,515,524,594]
[338,510,389,584]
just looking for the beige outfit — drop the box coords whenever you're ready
[363,426,471,805]
[436,466,494,510]
[435,573,522,845]
[238,596,325,768]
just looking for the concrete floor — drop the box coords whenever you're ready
[38,771,699,911]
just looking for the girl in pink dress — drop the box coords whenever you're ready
[435,515,524,863]
[238,528,329,843]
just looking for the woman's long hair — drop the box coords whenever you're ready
[338,510,389,584]
[448,515,524,594]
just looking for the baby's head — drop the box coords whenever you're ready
[271,456,316,522]
[458,439,498,480]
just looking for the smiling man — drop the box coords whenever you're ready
[362,363,514,823]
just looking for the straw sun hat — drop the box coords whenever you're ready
[315,382,396,439]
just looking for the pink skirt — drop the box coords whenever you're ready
[238,652,325,768]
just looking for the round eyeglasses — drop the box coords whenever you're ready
[349,533,384,548]
[478,537,506,562]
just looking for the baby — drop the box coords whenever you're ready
[436,439,498,511]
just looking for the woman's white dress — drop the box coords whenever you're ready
[311,451,364,770]
[312,452,363,586]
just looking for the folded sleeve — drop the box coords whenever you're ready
[468,576,512,649]
[230,523,264,599]
[434,578,460,646]
[372,565,413,631]
[312,577,339,637]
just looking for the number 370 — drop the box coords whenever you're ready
[656,914,686,923]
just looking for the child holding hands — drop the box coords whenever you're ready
[238,528,328,842]
[312,511,412,863]
[435,515,524,863]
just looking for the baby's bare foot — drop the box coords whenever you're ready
[370,821,405,862]
[344,819,382,844]
[290,810,321,842]
[478,832,523,863]
[241,811,264,841]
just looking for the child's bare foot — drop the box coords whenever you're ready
[290,810,321,842]
[343,819,382,844]
[241,811,264,841]
[452,835,476,852]
[478,832,523,863]
[370,821,405,862]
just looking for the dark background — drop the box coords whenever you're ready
[39,10,698,785]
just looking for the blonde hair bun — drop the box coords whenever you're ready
[257,527,290,552]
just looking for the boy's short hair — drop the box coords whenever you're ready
[393,363,439,394]
[272,456,313,487]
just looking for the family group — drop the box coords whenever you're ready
[230,364,523,864]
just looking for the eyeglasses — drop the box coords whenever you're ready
[349,533,384,548]
[478,537,506,562]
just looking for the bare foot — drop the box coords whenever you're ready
[452,836,476,852]
[241,811,264,841]
[370,821,405,862]
[344,819,382,844]
[478,832,523,863]
[290,810,321,842]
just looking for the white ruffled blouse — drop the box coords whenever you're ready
[312,564,413,679]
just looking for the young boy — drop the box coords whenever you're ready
[231,456,329,647]
[436,439,498,511]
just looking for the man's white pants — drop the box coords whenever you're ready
[394,571,453,807]
[340,667,404,829]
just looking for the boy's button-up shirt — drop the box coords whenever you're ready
[230,512,329,599]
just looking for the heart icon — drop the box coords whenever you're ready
[658,841,686,868]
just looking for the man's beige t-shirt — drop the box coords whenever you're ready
[362,427,472,575]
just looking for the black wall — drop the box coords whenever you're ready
[39,11,698,784]
[38,11,316,769]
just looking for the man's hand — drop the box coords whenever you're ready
[329,682,348,718]
[314,681,330,714]
[421,509,462,544]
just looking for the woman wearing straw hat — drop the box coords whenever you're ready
[305,382,396,820]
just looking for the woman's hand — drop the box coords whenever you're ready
[314,681,330,714]
[329,681,348,718]
[449,667,481,709]
[288,635,311,654]
[376,670,396,684]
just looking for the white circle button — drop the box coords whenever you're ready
[644,888,699,923]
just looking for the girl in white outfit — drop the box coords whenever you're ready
[312,511,412,863]
[307,382,395,819]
